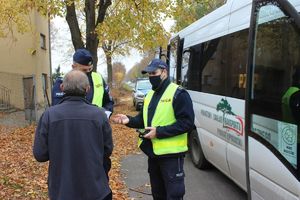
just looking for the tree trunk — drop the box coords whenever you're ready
[86,0,112,72]
[105,52,113,87]
[103,40,113,86]
[65,0,112,72]
[65,1,84,50]
[85,0,99,71]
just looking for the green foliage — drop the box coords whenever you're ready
[97,0,171,56]
[0,0,65,39]
[0,0,31,38]
[171,0,225,32]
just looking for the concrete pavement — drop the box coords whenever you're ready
[121,152,247,200]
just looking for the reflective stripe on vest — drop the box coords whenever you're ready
[91,72,104,107]
[282,86,300,123]
[141,82,188,155]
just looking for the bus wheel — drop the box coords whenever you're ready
[189,130,210,169]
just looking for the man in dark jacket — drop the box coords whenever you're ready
[52,48,114,178]
[112,59,195,200]
[33,70,113,200]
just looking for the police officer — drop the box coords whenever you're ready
[52,48,114,118]
[112,59,195,200]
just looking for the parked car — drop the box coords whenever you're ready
[132,78,152,111]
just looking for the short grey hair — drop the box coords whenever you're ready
[62,70,90,96]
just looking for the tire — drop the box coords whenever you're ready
[188,129,211,169]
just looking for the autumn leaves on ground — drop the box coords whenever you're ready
[0,89,139,199]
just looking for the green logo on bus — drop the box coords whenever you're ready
[216,98,244,136]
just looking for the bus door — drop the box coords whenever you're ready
[247,0,300,199]
[168,37,184,84]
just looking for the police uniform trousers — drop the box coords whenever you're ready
[148,156,185,200]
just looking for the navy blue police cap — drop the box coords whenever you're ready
[73,49,93,66]
[141,59,168,74]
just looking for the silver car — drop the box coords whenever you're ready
[132,78,152,111]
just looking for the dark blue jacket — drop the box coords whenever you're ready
[126,78,195,158]
[52,73,114,112]
[51,77,64,105]
[33,96,113,200]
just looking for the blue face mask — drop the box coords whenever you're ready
[149,75,162,90]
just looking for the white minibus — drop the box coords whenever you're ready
[163,0,300,199]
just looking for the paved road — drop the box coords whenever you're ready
[121,153,247,200]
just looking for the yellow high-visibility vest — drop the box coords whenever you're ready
[141,82,188,155]
[91,72,104,107]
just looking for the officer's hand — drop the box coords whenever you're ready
[143,127,156,139]
[111,114,129,125]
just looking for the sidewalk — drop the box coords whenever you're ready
[121,152,247,200]
[121,153,152,200]
[0,111,30,133]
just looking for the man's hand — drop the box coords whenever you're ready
[143,127,157,139]
[111,114,129,125]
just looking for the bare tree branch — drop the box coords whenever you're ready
[132,0,140,10]
[96,0,112,25]
[106,0,122,17]
[112,40,131,53]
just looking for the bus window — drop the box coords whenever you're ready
[227,30,248,99]
[178,29,248,97]
[169,38,178,82]
[184,44,202,91]
[181,50,190,88]
[201,37,224,95]
[250,2,300,169]
[198,29,248,99]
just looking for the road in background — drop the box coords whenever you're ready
[121,153,247,200]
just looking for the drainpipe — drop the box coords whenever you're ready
[48,14,52,105]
